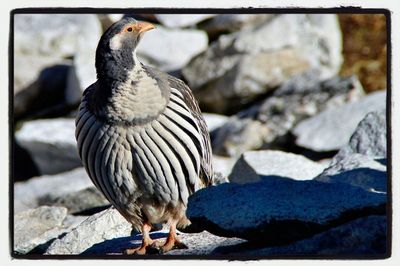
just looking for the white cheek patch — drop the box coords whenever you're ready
[110,34,122,50]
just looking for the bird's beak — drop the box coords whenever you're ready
[136,22,155,34]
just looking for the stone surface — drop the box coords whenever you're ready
[155,14,215,28]
[45,208,132,255]
[212,74,364,156]
[14,206,68,254]
[39,186,109,214]
[15,118,80,175]
[187,176,386,245]
[334,109,387,161]
[229,151,325,184]
[232,215,387,256]
[14,168,92,213]
[293,91,386,152]
[137,26,208,72]
[14,14,102,115]
[183,14,343,113]
[203,113,229,132]
[212,155,236,178]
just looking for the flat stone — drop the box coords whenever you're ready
[14,206,68,254]
[203,113,229,132]
[45,208,132,255]
[293,91,386,152]
[15,118,80,175]
[229,150,325,184]
[137,26,208,72]
[212,155,236,179]
[14,168,92,213]
[155,14,215,28]
[187,176,386,245]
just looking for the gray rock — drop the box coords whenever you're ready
[14,14,102,113]
[38,186,109,214]
[335,109,387,161]
[212,74,364,156]
[293,91,386,152]
[14,206,68,254]
[200,14,276,35]
[203,113,229,132]
[234,215,386,256]
[15,118,80,175]
[212,155,236,178]
[82,230,245,255]
[229,151,324,184]
[45,208,132,255]
[14,168,92,213]
[137,26,208,72]
[187,176,386,244]
[155,14,215,28]
[183,14,342,113]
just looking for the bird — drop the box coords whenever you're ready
[75,17,213,254]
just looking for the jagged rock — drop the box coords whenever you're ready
[230,215,387,256]
[155,14,215,28]
[183,14,342,114]
[212,74,364,156]
[45,208,132,255]
[15,118,80,175]
[38,186,109,214]
[187,176,386,245]
[203,113,229,132]
[136,26,208,72]
[293,91,386,152]
[334,109,387,162]
[229,151,325,184]
[14,206,68,254]
[14,14,102,117]
[14,168,92,213]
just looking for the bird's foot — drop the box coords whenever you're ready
[159,235,188,253]
[124,239,161,255]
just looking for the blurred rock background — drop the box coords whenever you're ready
[12,13,388,257]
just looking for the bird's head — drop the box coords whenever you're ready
[95,17,155,80]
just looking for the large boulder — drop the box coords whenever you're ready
[15,118,80,175]
[14,206,68,254]
[183,14,343,114]
[212,74,364,156]
[136,26,208,72]
[293,91,386,152]
[187,176,386,245]
[14,14,102,118]
[229,150,324,184]
[14,168,92,213]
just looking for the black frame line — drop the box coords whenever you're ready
[9,7,392,261]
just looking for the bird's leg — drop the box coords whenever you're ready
[124,222,154,255]
[160,220,188,253]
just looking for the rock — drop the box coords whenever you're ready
[14,14,102,116]
[45,208,132,255]
[14,206,68,254]
[187,176,386,245]
[15,118,80,175]
[14,168,92,213]
[155,14,215,28]
[193,49,310,113]
[334,109,387,161]
[137,26,208,72]
[293,91,386,152]
[82,230,245,255]
[233,215,386,256]
[212,155,236,178]
[212,74,364,156]
[38,186,109,214]
[183,14,343,113]
[200,14,276,36]
[203,113,229,132]
[229,151,324,184]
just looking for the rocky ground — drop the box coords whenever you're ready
[13,13,388,258]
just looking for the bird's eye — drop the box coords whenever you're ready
[127,27,133,32]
